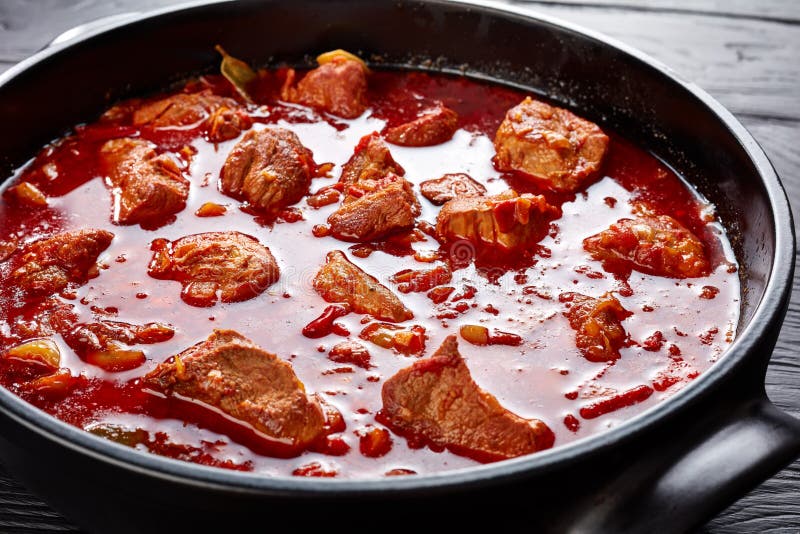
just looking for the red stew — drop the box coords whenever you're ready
[0,50,739,478]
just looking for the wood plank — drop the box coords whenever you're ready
[0,474,76,532]
[513,0,800,23]
[0,0,180,62]
[741,117,800,232]
[745,116,800,434]
[705,115,800,531]
[704,461,800,533]
[501,1,800,121]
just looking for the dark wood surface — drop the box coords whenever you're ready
[0,0,797,531]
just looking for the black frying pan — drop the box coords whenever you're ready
[0,1,797,532]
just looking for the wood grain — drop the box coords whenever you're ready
[515,0,800,23]
[509,4,800,530]
[509,1,800,120]
[0,0,179,63]
[0,477,76,532]
[0,0,798,532]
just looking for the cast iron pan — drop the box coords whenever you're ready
[0,1,797,532]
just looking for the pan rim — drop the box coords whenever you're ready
[0,0,793,496]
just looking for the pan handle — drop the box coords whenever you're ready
[561,394,800,533]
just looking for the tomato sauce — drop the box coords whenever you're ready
[0,68,739,478]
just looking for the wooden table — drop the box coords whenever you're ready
[0,0,797,531]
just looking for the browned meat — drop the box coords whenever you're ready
[63,320,173,356]
[143,329,327,456]
[11,229,113,298]
[328,174,420,242]
[306,187,340,209]
[100,99,140,123]
[63,320,174,372]
[148,231,279,307]
[0,238,18,262]
[583,215,710,278]
[328,340,372,369]
[133,92,222,126]
[5,298,76,344]
[1,301,74,380]
[390,265,452,294]
[561,292,631,362]
[326,132,418,241]
[385,104,459,147]
[339,133,405,188]
[281,53,368,119]
[379,335,554,462]
[132,91,250,142]
[220,128,317,215]
[5,181,48,208]
[3,294,171,373]
[436,190,559,255]
[313,250,413,323]
[420,173,486,205]
[494,97,609,192]
[100,138,189,227]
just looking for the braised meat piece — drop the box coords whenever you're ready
[148,231,279,307]
[5,181,48,208]
[436,190,559,255]
[494,97,609,193]
[63,320,174,372]
[132,91,250,142]
[328,174,420,242]
[390,265,452,294]
[220,128,317,215]
[5,298,77,342]
[313,250,412,323]
[328,340,372,369]
[420,173,486,205]
[4,294,171,373]
[133,92,230,126]
[11,229,113,298]
[281,51,368,119]
[100,138,189,227]
[385,104,459,147]
[583,215,710,278]
[63,320,173,354]
[379,335,554,462]
[328,135,417,241]
[325,129,420,241]
[339,133,405,188]
[0,238,18,262]
[143,330,327,456]
[561,292,631,362]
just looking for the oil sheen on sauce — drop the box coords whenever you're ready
[0,70,740,478]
